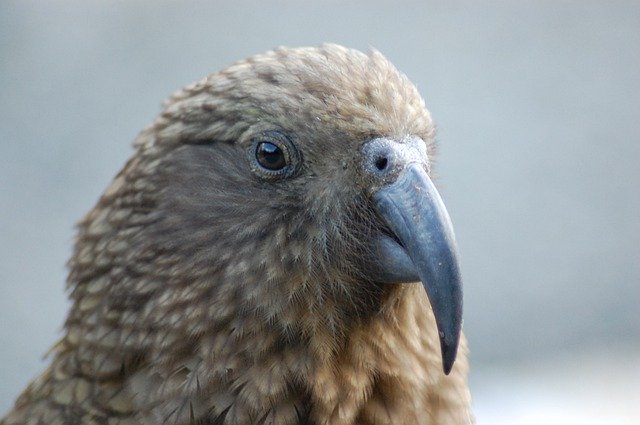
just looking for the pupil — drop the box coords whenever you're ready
[257,142,286,170]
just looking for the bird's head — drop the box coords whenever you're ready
[78,44,462,374]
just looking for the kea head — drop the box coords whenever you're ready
[69,44,462,377]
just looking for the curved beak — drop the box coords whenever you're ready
[373,164,463,375]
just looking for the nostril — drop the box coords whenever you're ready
[375,156,388,171]
[363,139,402,178]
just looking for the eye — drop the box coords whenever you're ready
[256,141,286,171]
[248,131,301,180]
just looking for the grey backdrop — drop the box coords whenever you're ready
[1,1,638,422]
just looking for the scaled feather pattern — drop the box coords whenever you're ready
[2,44,472,425]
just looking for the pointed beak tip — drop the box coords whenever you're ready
[441,339,459,375]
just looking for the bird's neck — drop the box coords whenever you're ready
[62,222,450,424]
[301,283,447,423]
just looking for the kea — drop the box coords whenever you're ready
[2,44,472,425]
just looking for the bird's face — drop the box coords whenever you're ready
[137,45,461,373]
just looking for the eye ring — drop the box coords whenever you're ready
[248,131,301,180]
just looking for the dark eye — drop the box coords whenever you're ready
[256,141,286,170]
[248,131,301,180]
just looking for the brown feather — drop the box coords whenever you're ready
[2,44,472,425]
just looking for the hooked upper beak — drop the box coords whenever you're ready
[364,138,463,375]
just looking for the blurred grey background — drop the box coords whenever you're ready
[1,1,638,422]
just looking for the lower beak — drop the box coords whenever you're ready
[373,164,463,375]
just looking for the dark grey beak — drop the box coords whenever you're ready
[363,138,462,375]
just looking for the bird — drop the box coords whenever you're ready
[1,44,472,425]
